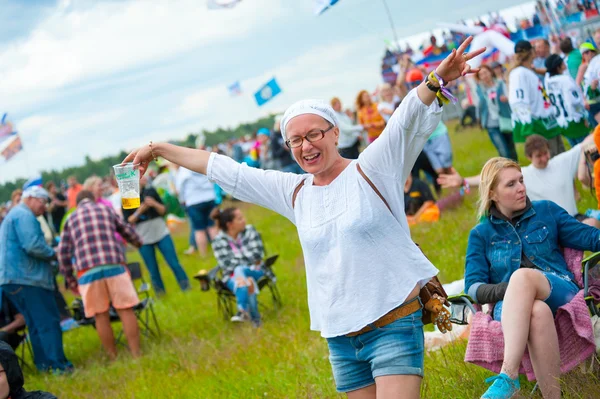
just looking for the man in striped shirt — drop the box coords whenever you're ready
[58,190,142,360]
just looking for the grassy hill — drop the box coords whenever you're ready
[25,123,599,398]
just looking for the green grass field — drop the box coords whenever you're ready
[25,123,599,398]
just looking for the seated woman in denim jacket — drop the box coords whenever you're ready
[210,207,271,327]
[464,157,600,399]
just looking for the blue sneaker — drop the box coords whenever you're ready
[60,318,80,332]
[481,373,520,399]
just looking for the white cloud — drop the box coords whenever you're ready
[171,34,381,134]
[0,0,538,185]
[0,0,285,100]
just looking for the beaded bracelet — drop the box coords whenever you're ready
[459,178,470,196]
[149,141,158,161]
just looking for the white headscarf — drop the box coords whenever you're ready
[279,99,339,142]
[22,186,49,200]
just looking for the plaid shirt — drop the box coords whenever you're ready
[58,199,141,285]
[212,225,264,276]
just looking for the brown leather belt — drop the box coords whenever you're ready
[345,297,421,337]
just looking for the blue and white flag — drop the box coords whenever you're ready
[207,0,242,9]
[254,77,282,107]
[228,81,242,96]
[22,174,43,190]
[315,0,340,15]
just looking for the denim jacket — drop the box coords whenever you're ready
[0,204,56,291]
[465,200,600,302]
[476,80,512,128]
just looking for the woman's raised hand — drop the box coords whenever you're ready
[122,145,153,177]
[435,36,486,83]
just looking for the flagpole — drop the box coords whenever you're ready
[381,0,400,50]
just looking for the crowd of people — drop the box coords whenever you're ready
[2,9,600,398]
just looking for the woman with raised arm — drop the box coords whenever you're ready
[124,38,484,399]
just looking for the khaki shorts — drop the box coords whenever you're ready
[78,266,140,318]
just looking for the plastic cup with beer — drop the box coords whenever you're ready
[113,163,141,209]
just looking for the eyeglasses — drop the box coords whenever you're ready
[286,124,334,149]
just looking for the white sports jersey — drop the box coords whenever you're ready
[509,66,555,125]
[544,74,586,126]
[583,54,600,100]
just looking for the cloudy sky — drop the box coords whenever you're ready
[0,0,535,184]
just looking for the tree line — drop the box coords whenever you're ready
[0,114,276,202]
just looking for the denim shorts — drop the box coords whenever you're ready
[493,270,580,321]
[326,306,424,393]
[186,200,215,230]
[423,134,452,170]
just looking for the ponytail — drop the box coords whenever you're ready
[210,207,237,231]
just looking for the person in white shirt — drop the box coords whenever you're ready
[509,40,565,156]
[174,166,217,257]
[330,97,363,159]
[124,38,484,398]
[437,134,599,228]
[544,54,588,147]
[377,83,400,123]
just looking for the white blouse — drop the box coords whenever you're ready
[207,89,442,338]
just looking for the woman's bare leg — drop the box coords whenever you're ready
[499,268,551,378]
[375,375,421,399]
[346,383,376,399]
[527,300,561,399]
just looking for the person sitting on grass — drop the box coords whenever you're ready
[404,174,438,225]
[58,191,143,360]
[0,341,57,399]
[210,207,272,327]
[465,157,600,399]
[438,134,599,228]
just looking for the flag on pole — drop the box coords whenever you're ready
[315,0,340,15]
[228,81,242,96]
[207,0,242,9]
[1,135,23,161]
[254,77,282,106]
[22,175,43,189]
[0,113,17,145]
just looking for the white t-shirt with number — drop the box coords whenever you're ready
[509,66,555,124]
[544,74,586,127]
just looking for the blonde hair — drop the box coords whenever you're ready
[506,48,534,81]
[378,83,393,102]
[477,157,521,220]
[83,176,102,191]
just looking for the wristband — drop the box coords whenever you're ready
[429,71,458,105]
[425,76,441,93]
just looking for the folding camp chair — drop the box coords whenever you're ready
[195,254,282,321]
[69,263,161,344]
[120,262,161,340]
[13,330,34,372]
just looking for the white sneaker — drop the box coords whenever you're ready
[230,311,250,322]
